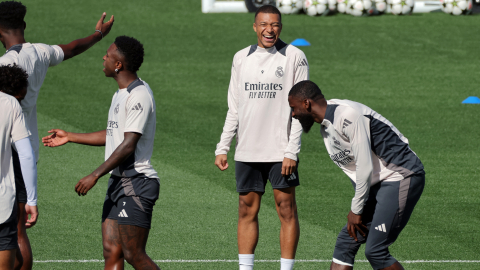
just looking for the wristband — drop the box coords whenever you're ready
[95,29,103,39]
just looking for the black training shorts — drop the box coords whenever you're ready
[102,175,160,229]
[235,161,299,193]
[0,201,18,251]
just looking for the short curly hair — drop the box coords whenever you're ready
[0,1,26,30]
[0,64,28,96]
[114,36,144,73]
[289,80,324,101]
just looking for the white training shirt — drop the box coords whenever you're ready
[106,78,158,179]
[0,43,64,161]
[216,40,309,162]
[320,99,424,214]
[0,92,30,224]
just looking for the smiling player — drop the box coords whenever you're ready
[214,5,309,270]
[288,80,425,270]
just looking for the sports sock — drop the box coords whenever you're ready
[280,258,295,270]
[239,254,254,270]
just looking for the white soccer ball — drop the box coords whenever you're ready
[304,0,337,16]
[347,0,374,16]
[337,0,350,13]
[373,0,387,13]
[440,0,473,15]
[277,0,304,14]
[389,0,414,15]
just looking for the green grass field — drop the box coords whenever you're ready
[15,0,480,269]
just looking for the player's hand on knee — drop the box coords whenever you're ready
[75,174,99,196]
[42,129,69,147]
[281,157,297,176]
[347,210,367,242]
[215,154,229,171]
[25,204,38,228]
[96,12,114,38]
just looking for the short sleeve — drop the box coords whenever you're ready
[124,89,153,135]
[11,100,30,143]
[39,44,64,67]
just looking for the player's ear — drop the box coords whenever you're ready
[115,61,123,71]
[253,22,257,33]
[304,99,311,111]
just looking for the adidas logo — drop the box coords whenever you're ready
[118,209,128,218]
[299,59,308,67]
[343,119,352,129]
[287,174,297,181]
[374,223,387,233]
[132,103,143,111]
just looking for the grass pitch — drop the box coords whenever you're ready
[16,0,480,269]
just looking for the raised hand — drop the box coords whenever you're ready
[42,129,69,147]
[96,12,114,38]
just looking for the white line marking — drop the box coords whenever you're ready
[33,259,480,263]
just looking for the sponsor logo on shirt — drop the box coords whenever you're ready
[107,121,118,136]
[299,59,308,67]
[275,66,284,78]
[132,103,143,112]
[114,103,119,114]
[343,119,352,129]
[330,149,353,167]
[245,82,283,99]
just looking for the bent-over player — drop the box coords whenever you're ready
[0,1,114,269]
[42,36,160,270]
[0,65,37,270]
[288,80,425,270]
[214,5,308,270]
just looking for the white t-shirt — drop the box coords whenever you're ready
[105,78,158,179]
[215,40,309,162]
[320,99,424,214]
[0,43,64,161]
[0,92,30,224]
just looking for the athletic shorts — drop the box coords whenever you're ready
[102,175,160,229]
[0,201,18,251]
[11,148,27,204]
[332,173,425,270]
[235,161,300,193]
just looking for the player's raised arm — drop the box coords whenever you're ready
[42,129,106,147]
[58,12,114,61]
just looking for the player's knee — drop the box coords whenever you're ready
[364,245,388,267]
[103,241,122,260]
[123,247,145,266]
[238,200,259,220]
[277,199,297,222]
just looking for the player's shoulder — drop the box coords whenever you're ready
[327,99,365,127]
[233,46,251,60]
[127,79,154,99]
[0,92,21,112]
[284,43,306,58]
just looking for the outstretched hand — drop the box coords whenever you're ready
[96,12,114,38]
[42,129,69,147]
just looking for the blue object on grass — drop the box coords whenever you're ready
[291,38,311,46]
[462,96,480,104]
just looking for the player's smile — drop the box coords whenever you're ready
[253,12,282,48]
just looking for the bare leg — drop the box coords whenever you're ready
[273,187,299,259]
[381,261,404,270]
[14,203,31,270]
[0,249,16,270]
[102,219,125,270]
[118,224,159,270]
[237,192,262,254]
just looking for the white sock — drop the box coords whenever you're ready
[239,254,254,270]
[280,258,295,270]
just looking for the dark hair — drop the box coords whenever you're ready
[289,80,324,101]
[255,5,281,22]
[0,1,26,30]
[0,64,28,96]
[114,36,144,73]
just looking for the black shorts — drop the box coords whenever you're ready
[332,174,425,269]
[0,201,18,251]
[102,175,160,229]
[11,148,27,204]
[235,161,300,193]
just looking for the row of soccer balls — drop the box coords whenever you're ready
[277,0,473,16]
